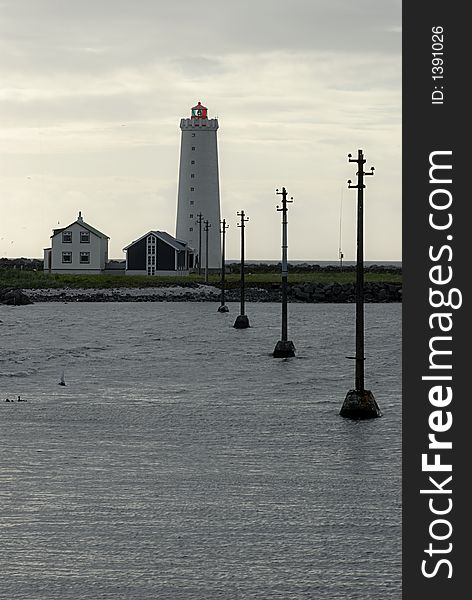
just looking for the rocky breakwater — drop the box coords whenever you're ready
[0,288,33,305]
[24,285,222,303]
[222,282,401,303]
[286,281,402,303]
[22,282,401,303]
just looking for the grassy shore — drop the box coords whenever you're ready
[0,268,402,290]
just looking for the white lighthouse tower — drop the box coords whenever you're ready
[175,101,221,270]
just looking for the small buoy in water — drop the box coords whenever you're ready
[59,371,66,386]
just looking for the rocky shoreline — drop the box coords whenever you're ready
[1,282,402,305]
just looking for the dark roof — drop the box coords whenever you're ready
[153,231,187,250]
[123,230,193,252]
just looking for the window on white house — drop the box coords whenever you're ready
[190,187,194,191]
[191,173,195,178]
[190,200,194,205]
[80,252,90,264]
[62,252,72,263]
[189,227,193,232]
[191,146,195,151]
[189,214,194,218]
[80,231,90,243]
[191,160,195,164]
[62,231,72,243]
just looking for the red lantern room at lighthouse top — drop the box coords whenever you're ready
[191,101,208,119]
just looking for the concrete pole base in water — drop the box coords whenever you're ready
[217,305,229,313]
[272,340,296,358]
[340,389,382,419]
[233,315,250,329]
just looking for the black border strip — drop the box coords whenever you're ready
[403,3,468,596]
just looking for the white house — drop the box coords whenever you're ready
[44,212,109,274]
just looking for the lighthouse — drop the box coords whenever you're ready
[175,102,221,270]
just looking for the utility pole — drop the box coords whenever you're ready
[204,220,211,283]
[233,210,250,328]
[273,187,296,358]
[218,219,229,313]
[340,149,381,419]
[196,213,204,276]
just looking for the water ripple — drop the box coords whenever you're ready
[0,302,401,599]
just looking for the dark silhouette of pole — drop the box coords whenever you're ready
[239,212,246,314]
[204,220,211,283]
[218,219,229,313]
[196,213,204,276]
[340,149,381,419]
[233,210,250,328]
[349,150,373,392]
[273,187,296,357]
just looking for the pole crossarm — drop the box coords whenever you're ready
[347,151,374,189]
[196,213,204,229]
[276,187,294,210]
[237,210,249,226]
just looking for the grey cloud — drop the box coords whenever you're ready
[170,56,229,78]
[2,0,400,77]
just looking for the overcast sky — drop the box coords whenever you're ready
[0,0,401,261]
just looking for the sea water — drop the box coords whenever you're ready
[1,302,401,599]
